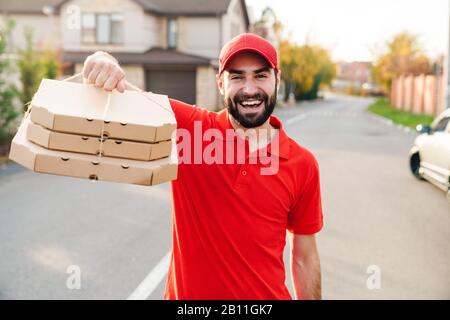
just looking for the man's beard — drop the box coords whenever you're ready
[225,84,277,129]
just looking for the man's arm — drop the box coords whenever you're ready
[81,51,199,130]
[289,232,322,300]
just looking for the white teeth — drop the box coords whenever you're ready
[240,100,262,106]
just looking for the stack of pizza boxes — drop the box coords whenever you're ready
[9,78,178,186]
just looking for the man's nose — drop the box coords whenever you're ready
[242,80,258,96]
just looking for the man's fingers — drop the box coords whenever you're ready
[103,77,118,92]
[104,69,124,92]
[82,58,95,79]
[87,61,104,84]
[82,52,126,92]
[94,63,112,88]
[116,79,126,93]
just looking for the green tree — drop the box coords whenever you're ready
[41,48,60,79]
[372,32,431,93]
[0,20,20,144]
[280,40,335,101]
[17,27,60,110]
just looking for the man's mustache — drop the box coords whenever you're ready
[233,92,268,104]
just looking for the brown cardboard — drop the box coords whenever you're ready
[27,119,172,161]
[9,117,178,186]
[30,79,176,143]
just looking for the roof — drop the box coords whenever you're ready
[0,0,249,28]
[0,0,249,31]
[132,0,249,27]
[62,48,212,66]
[133,0,231,15]
[0,0,65,14]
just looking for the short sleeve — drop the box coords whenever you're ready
[287,156,324,234]
[169,98,212,130]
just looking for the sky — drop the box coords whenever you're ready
[246,0,449,62]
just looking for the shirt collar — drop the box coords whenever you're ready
[215,108,290,160]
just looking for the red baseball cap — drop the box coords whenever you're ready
[219,33,278,75]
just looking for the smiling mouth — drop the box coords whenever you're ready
[237,100,264,110]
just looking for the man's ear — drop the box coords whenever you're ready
[276,69,281,93]
[216,73,225,95]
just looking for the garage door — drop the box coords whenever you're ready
[145,69,196,104]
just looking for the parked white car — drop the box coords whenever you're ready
[409,109,450,199]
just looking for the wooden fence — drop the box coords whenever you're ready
[390,74,445,117]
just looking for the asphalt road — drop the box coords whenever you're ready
[0,93,449,299]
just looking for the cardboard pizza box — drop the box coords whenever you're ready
[30,79,176,143]
[27,119,172,161]
[9,117,178,186]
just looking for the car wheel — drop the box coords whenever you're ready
[409,152,424,180]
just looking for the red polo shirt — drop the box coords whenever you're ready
[164,99,323,300]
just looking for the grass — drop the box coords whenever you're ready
[367,98,434,129]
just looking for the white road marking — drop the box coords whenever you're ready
[127,251,171,300]
[285,114,308,125]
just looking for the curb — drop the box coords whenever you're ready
[367,112,417,135]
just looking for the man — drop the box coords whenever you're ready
[82,33,323,300]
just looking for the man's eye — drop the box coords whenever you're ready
[256,74,268,79]
[231,76,243,80]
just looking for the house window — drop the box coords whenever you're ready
[167,17,178,49]
[96,14,111,44]
[81,13,123,45]
[110,14,124,44]
[81,14,96,43]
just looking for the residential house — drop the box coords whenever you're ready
[0,0,250,110]
[332,61,377,95]
[335,61,372,86]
